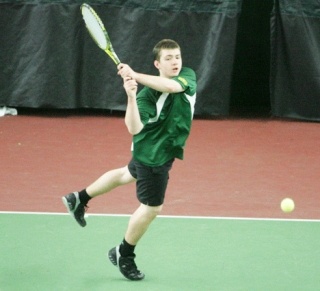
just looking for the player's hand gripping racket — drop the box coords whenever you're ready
[81,3,120,65]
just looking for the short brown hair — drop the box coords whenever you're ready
[152,39,181,61]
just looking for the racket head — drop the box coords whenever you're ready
[81,3,110,50]
[81,4,120,65]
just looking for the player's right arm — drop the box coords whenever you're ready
[122,76,144,135]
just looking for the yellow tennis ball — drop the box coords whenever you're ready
[281,198,295,213]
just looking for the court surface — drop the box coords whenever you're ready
[1,112,320,290]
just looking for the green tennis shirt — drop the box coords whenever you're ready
[132,67,197,166]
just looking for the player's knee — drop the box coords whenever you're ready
[152,204,163,216]
[119,166,136,184]
[143,204,163,218]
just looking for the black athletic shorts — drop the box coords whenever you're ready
[128,158,174,207]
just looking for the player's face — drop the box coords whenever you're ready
[154,48,182,78]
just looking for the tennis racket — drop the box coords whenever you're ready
[80,3,120,65]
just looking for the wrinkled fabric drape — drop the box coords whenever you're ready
[270,0,320,121]
[0,0,241,116]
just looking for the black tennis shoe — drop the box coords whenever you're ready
[108,246,145,281]
[62,192,87,227]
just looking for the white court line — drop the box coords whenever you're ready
[0,211,320,223]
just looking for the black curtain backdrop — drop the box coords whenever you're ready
[230,0,273,116]
[0,0,241,116]
[1,0,319,121]
[270,0,320,121]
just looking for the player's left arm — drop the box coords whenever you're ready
[134,73,184,93]
[118,63,184,93]
[172,68,197,96]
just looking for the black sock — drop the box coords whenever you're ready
[119,238,136,257]
[78,189,91,205]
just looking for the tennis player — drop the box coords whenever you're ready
[62,39,197,281]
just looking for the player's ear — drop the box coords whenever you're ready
[154,60,160,69]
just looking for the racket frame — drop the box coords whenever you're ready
[81,3,120,65]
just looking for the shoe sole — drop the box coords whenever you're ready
[62,196,74,217]
[62,196,86,227]
[108,246,120,266]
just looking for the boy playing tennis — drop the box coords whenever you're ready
[62,39,197,281]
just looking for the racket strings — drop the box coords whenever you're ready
[81,3,120,65]
[82,5,108,49]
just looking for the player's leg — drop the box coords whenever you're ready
[124,203,162,245]
[86,165,136,197]
[108,203,162,281]
[62,165,135,227]
[108,158,174,281]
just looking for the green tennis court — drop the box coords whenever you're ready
[1,212,319,291]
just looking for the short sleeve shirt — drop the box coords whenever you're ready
[132,67,197,166]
